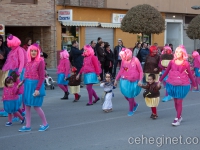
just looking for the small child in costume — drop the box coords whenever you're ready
[57,50,70,100]
[2,76,25,126]
[10,71,25,122]
[192,51,200,91]
[65,67,81,102]
[100,73,116,113]
[140,74,161,119]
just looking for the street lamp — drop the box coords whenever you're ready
[191,6,200,10]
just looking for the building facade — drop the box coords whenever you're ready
[56,0,200,55]
[0,0,56,68]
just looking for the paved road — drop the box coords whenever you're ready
[0,70,200,150]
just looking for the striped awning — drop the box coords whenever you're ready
[62,21,99,27]
[100,23,121,28]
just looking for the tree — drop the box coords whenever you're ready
[121,4,165,42]
[186,14,200,40]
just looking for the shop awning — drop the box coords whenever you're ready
[100,23,121,28]
[62,21,99,27]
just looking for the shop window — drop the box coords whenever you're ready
[11,0,37,4]
[137,34,151,44]
[185,16,195,24]
[61,25,79,52]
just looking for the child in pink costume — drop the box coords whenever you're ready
[76,45,101,106]
[159,45,197,126]
[57,50,70,100]
[2,76,25,126]
[114,48,143,116]
[19,44,49,132]
[10,71,25,121]
[158,46,174,102]
[1,34,27,116]
[192,51,200,91]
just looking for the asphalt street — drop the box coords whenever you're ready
[0,69,200,150]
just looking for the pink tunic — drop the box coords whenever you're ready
[2,46,27,73]
[160,60,196,86]
[57,58,70,76]
[2,84,23,101]
[193,56,200,68]
[25,58,45,90]
[79,55,101,75]
[116,57,143,82]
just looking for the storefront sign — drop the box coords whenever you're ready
[58,9,73,21]
[0,24,5,35]
[112,13,126,23]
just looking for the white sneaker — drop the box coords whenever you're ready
[172,118,180,126]
[178,117,183,123]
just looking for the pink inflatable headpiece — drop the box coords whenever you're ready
[60,50,69,59]
[83,45,94,57]
[119,48,132,61]
[7,34,21,47]
[27,44,42,62]
[192,51,199,58]
[174,45,188,60]
[162,46,172,54]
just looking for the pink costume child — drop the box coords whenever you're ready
[114,48,143,116]
[158,46,174,102]
[159,45,197,126]
[2,76,25,126]
[19,44,49,132]
[57,50,70,100]
[192,51,200,91]
[10,71,25,121]
[77,45,101,106]
[1,34,27,116]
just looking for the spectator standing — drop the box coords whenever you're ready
[104,44,114,74]
[90,40,97,56]
[113,39,125,78]
[97,41,106,80]
[133,43,141,56]
[169,43,173,52]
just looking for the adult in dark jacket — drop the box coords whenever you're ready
[113,40,125,78]
[90,40,97,56]
[138,42,150,68]
[70,40,83,74]
[94,37,102,57]
[0,35,10,88]
[97,41,106,80]
[104,44,114,74]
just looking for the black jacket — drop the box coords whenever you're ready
[97,46,106,62]
[114,45,125,61]
[105,50,114,66]
[0,45,10,70]
[70,46,83,69]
